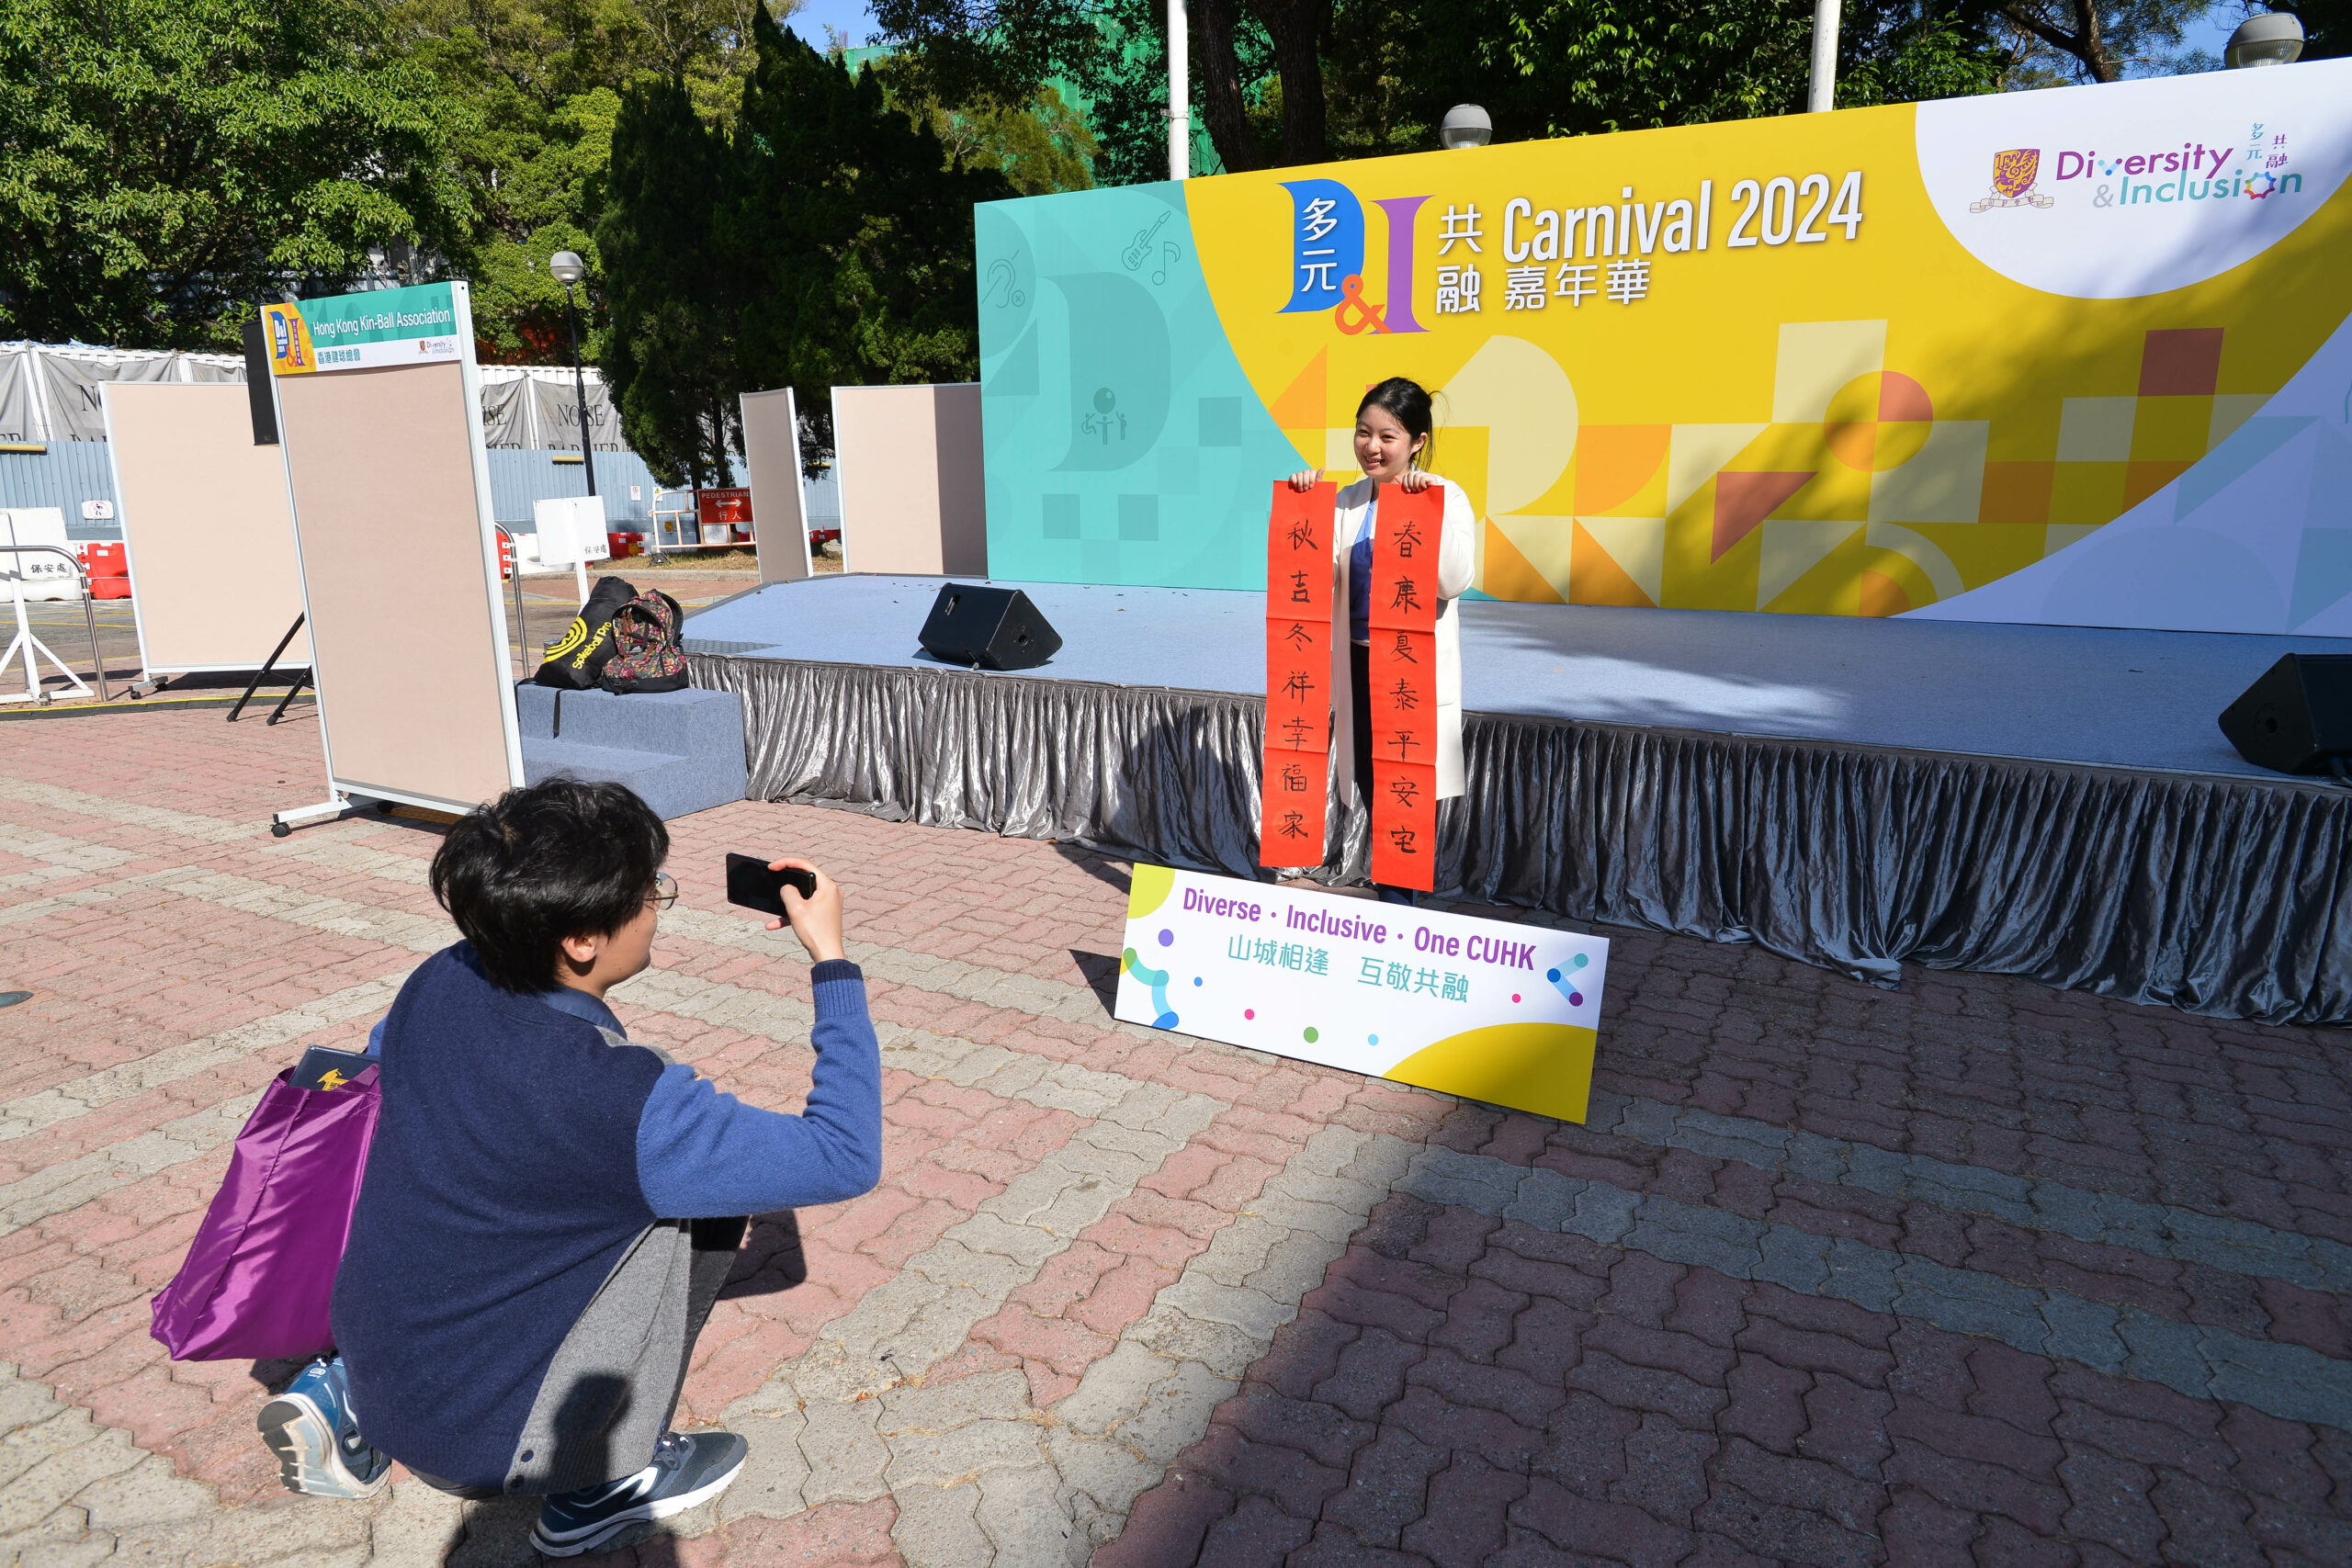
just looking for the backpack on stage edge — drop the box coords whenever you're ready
[597,587,690,694]
[533,576,638,689]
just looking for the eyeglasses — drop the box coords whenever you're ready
[649,872,677,911]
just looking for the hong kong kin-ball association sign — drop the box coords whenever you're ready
[1115,867,1608,1122]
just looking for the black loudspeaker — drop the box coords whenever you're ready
[2218,654,2352,775]
[241,317,278,446]
[918,583,1062,671]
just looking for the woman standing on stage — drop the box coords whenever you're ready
[1287,377,1477,903]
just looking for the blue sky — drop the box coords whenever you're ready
[782,0,880,51]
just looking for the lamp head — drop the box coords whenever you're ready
[548,251,588,287]
[2224,12,2303,67]
[1439,105,1492,151]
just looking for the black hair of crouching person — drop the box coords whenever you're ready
[428,778,671,994]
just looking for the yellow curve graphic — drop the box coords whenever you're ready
[1383,1021,1599,1125]
[1126,863,1177,919]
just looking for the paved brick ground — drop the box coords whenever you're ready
[0,706,2347,1565]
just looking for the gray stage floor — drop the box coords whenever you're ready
[683,575,2351,782]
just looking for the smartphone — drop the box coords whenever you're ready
[726,852,818,918]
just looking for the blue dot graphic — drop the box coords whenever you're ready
[1547,967,1561,982]
[1572,953,1589,969]
[1193,976,1203,987]
[1158,929,1173,946]
[1368,1034,1379,1045]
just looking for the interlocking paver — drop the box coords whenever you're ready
[4,710,2351,1563]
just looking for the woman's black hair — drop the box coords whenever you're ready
[1357,377,1435,468]
[428,777,670,993]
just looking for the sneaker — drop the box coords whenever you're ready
[528,1430,749,1558]
[256,1355,392,1499]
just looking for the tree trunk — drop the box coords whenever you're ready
[1245,0,1328,166]
[1193,0,1261,172]
[1998,1,2120,83]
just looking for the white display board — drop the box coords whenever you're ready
[265,282,522,829]
[1115,865,1610,1123]
[532,494,611,568]
[102,382,311,674]
[832,382,987,576]
[741,386,812,584]
[0,509,76,600]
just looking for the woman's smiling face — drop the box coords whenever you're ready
[1354,402,1425,484]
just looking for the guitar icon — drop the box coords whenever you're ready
[1121,210,1171,271]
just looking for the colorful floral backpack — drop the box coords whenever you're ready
[598,586,690,693]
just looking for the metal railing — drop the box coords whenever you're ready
[494,525,530,677]
[1,544,110,703]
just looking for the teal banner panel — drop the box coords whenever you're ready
[977,183,1296,589]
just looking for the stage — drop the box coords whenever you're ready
[683,576,2352,1025]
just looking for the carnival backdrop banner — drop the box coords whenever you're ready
[976,62,2352,635]
[1115,865,1609,1122]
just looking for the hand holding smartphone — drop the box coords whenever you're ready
[725,852,846,964]
[725,853,816,913]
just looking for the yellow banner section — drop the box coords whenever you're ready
[1182,72,2352,620]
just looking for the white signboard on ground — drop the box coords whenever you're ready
[532,494,611,568]
[1114,865,1609,1123]
[0,509,75,598]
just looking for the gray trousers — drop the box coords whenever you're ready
[416,1215,744,1499]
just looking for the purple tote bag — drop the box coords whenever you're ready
[150,1066,379,1361]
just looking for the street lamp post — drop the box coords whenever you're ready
[1439,105,1492,150]
[548,251,597,499]
[2224,11,2303,66]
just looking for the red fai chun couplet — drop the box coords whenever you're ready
[1261,481,1336,864]
[1367,482,1442,891]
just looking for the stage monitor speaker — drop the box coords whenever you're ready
[2217,653,2352,775]
[241,317,279,446]
[918,583,1061,671]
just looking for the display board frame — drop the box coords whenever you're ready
[261,283,523,830]
[101,381,311,678]
[741,386,813,584]
[832,382,988,576]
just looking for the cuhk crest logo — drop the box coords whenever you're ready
[1971,149,2054,213]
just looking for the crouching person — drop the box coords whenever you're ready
[266,778,881,1557]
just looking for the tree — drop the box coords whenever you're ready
[868,59,1100,195]
[871,0,2014,183]
[0,0,469,349]
[385,0,802,363]
[1391,2,2011,149]
[1988,1,2210,84]
[595,74,738,484]
[595,8,1010,480]
[2234,1,2348,60]
[729,8,1012,458]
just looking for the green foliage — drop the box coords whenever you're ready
[1391,2,2008,147]
[871,1,2012,183]
[386,0,791,363]
[595,7,1010,484]
[2244,1,2348,62]
[729,11,1011,452]
[0,0,470,349]
[596,74,738,484]
[875,65,1099,196]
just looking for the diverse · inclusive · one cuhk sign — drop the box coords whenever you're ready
[976,61,2352,636]
[1114,865,1608,1122]
[263,283,465,376]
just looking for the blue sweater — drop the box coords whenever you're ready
[331,943,881,1490]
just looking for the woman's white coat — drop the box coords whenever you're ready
[1325,473,1477,801]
